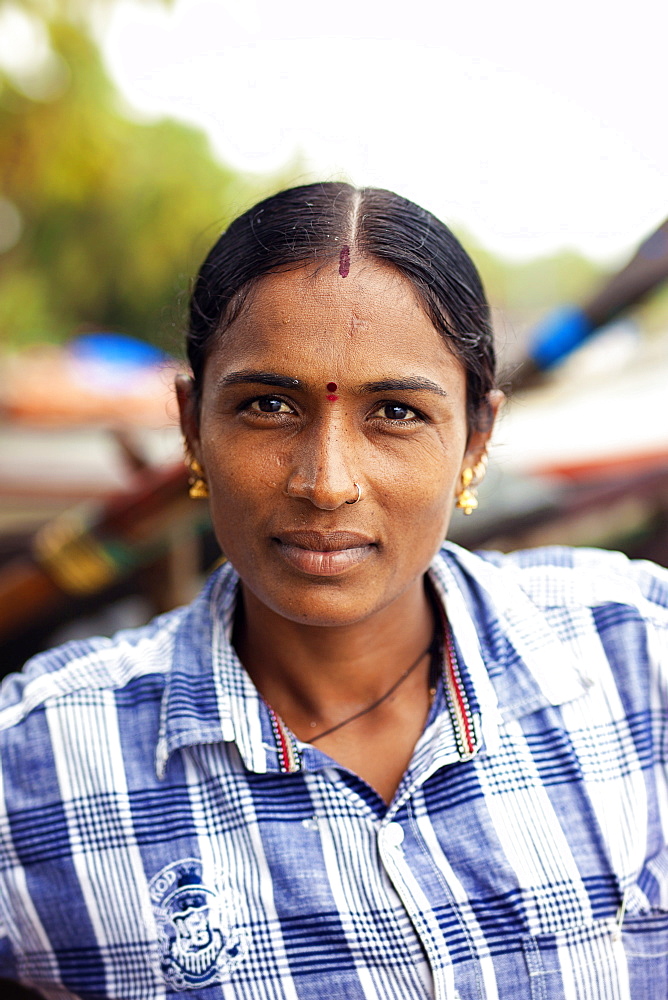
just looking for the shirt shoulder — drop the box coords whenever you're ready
[447,544,668,620]
[0,605,186,734]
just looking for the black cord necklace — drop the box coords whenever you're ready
[309,638,436,743]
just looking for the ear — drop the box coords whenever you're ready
[460,389,505,474]
[175,374,201,462]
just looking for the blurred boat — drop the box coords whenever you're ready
[0,333,183,426]
[451,323,668,562]
[0,333,185,540]
[0,335,208,673]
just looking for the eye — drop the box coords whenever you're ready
[372,402,420,422]
[249,396,294,414]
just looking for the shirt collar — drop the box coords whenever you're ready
[156,545,594,778]
[155,561,271,778]
[434,544,595,726]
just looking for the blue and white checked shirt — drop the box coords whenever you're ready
[1,543,668,1000]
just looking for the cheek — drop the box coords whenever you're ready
[377,435,463,499]
[202,433,285,495]
[372,443,462,546]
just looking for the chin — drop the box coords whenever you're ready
[274,593,381,628]
[241,575,381,628]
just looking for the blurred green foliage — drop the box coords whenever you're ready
[0,1,295,352]
[466,238,603,314]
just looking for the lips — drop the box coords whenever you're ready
[275,530,375,552]
[273,530,376,576]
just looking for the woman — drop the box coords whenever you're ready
[1,183,667,999]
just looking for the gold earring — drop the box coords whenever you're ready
[472,451,488,483]
[187,458,209,499]
[456,467,478,515]
[456,451,488,515]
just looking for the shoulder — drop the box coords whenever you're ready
[434,545,668,719]
[0,606,185,734]
[438,542,668,621]
[0,561,239,737]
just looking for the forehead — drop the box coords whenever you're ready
[204,258,464,388]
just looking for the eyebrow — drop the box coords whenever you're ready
[215,370,303,390]
[214,371,449,398]
[356,377,450,399]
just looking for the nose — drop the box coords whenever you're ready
[285,416,360,510]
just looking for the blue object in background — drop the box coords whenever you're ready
[528,306,593,370]
[67,333,171,393]
[70,333,167,369]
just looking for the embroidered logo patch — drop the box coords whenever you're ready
[149,858,247,989]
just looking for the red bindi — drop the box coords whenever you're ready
[326,381,338,401]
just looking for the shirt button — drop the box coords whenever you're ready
[383,822,405,848]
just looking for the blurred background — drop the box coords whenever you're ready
[1,0,668,677]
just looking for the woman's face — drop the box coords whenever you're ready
[178,258,499,628]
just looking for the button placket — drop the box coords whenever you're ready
[378,820,457,1000]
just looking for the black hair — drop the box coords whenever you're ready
[187,182,496,430]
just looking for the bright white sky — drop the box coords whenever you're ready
[9,0,668,262]
[100,0,668,262]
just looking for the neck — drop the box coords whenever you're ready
[233,577,435,734]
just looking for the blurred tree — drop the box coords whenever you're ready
[0,1,292,350]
